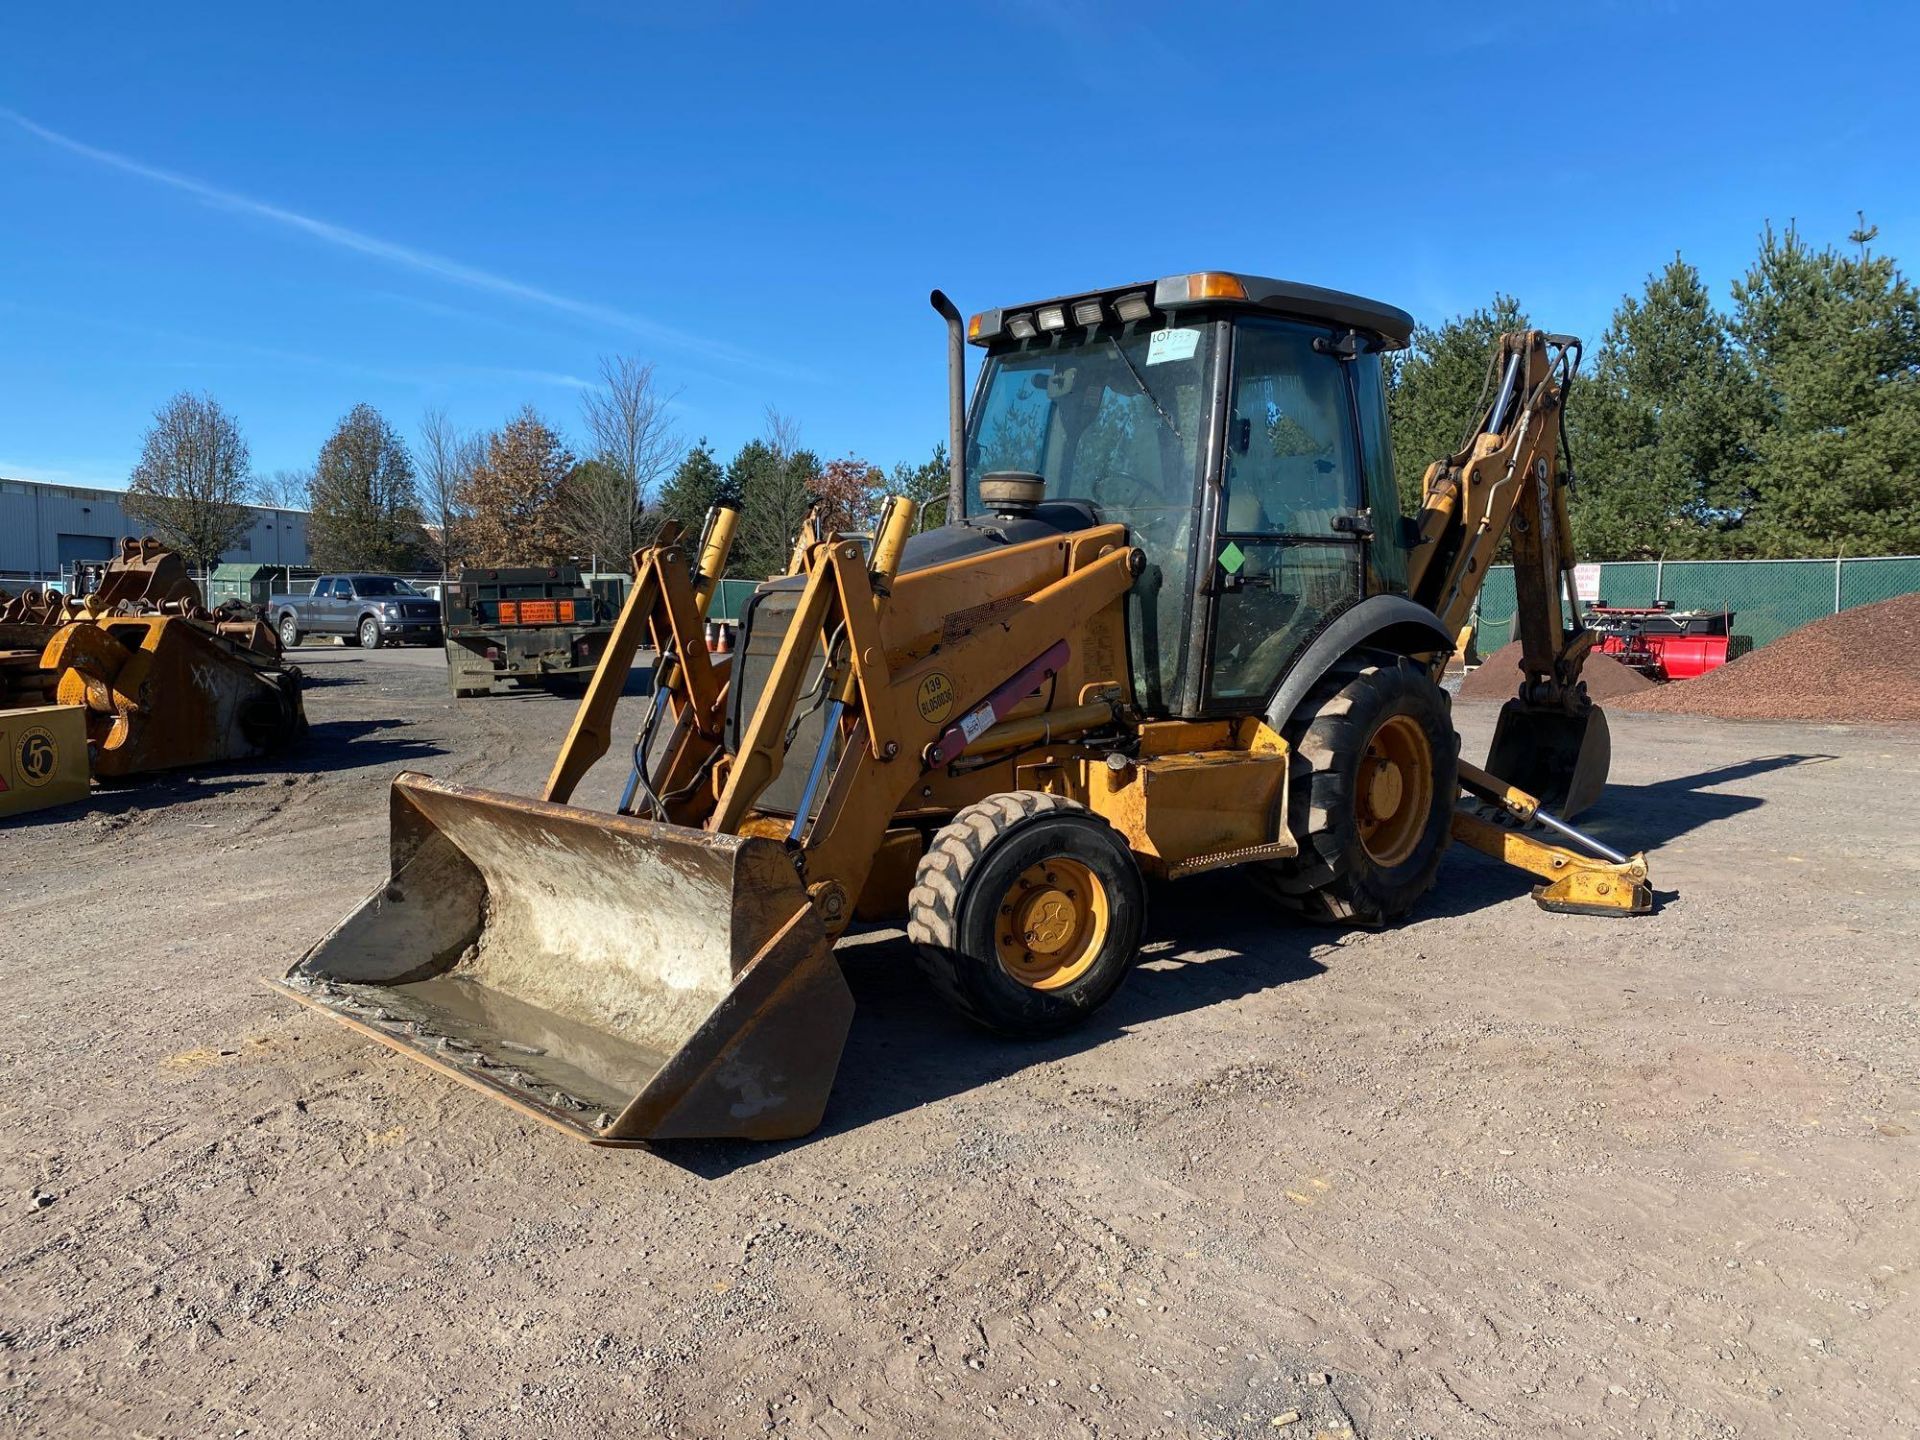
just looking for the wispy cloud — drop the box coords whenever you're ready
[454,366,600,392]
[7,299,610,395]
[4,109,808,381]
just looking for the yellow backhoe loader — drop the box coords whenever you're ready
[279,272,1652,1144]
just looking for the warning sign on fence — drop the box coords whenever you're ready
[1573,563,1602,605]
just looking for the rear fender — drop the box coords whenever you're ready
[1263,595,1454,734]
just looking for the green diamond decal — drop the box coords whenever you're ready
[1218,541,1246,575]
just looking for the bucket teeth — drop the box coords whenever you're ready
[274,773,853,1143]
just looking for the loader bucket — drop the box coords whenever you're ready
[1485,698,1611,820]
[275,772,852,1144]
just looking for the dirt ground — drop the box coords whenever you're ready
[3,643,1917,1440]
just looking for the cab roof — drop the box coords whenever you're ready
[968,271,1415,352]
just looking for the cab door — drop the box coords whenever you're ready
[1200,317,1368,710]
[323,577,350,632]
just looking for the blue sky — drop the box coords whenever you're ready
[3,2,1917,494]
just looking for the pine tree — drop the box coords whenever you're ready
[1386,295,1529,513]
[888,443,952,528]
[657,439,727,542]
[731,436,821,579]
[458,407,576,566]
[1569,257,1757,558]
[308,404,425,571]
[1732,219,1920,556]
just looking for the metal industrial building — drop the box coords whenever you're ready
[0,476,310,585]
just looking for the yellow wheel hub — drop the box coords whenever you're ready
[994,857,1108,990]
[1355,713,1434,867]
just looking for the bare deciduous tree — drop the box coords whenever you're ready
[256,467,312,512]
[419,408,483,578]
[123,391,258,572]
[734,407,821,577]
[563,355,681,570]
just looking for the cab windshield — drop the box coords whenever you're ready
[965,319,1215,711]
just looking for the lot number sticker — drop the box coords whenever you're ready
[916,672,956,725]
[1146,327,1201,366]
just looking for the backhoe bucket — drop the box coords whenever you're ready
[275,773,852,1143]
[1485,699,1611,820]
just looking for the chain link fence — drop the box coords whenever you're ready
[1474,556,1920,652]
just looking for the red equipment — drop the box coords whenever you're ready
[1585,603,1738,682]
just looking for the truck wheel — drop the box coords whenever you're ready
[357,617,382,650]
[1262,653,1458,927]
[278,616,302,649]
[908,792,1145,1037]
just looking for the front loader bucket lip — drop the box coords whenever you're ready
[271,975,645,1144]
[275,773,853,1145]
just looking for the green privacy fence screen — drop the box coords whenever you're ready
[1473,557,1920,652]
[710,577,761,623]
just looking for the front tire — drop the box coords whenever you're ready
[908,792,1145,1037]
[357,617,382,650]
[1262,653,1458,926]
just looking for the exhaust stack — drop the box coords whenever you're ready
[930,289,967,525]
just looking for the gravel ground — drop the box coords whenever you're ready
[2,643,1917,1439]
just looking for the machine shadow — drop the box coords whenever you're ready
[665,873,1331,1178]
[294,718,449,774]
[654,753,1837,1175]
[1422,750,1838,915]
[287,667,365,690]
[3,720,452,828]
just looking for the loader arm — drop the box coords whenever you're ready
[709,503,1140,932]
[543,505,738,806]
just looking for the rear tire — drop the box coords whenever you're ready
[908,792,1145,1037]
[1261,653,1457,927]
[278,615,302,649]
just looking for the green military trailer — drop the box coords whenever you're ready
[443,564,615,698]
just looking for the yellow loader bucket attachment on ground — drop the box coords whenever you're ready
[1485,698,1611,821]
[42,614,304,777]
[276,773,852,1144]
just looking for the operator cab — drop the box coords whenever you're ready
[959,272,1414,722]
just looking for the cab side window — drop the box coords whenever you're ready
[1221,320,1360,536]
[1206,318,1365,706]
[1354,352,1407,593]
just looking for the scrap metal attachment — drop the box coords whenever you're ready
[277,773,853,1143]
[39,613,303,777]
[1485,696,1611,821]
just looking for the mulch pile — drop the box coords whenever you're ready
[1457,639,1654,702]
[1611,591,1920,723]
